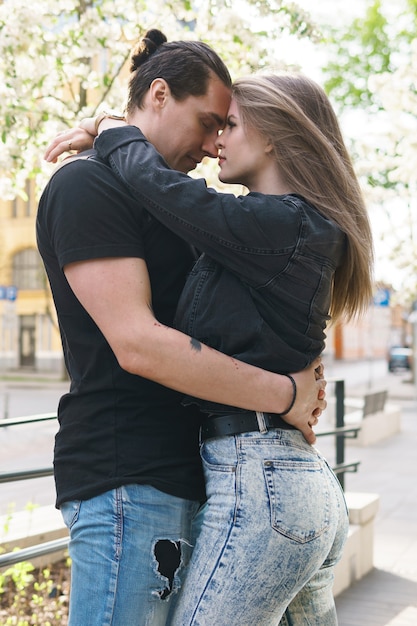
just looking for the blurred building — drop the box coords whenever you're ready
[0,180,62,372]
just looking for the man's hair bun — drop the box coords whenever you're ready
[130,29,168,72]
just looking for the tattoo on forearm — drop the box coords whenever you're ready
[190,337,202,352]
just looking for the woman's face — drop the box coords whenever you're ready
[215,98,272,191]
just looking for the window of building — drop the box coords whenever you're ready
[12,248,44,290]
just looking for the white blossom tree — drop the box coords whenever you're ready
[0,0,318,199]
[355,41,417,303]
[322,0,417,305]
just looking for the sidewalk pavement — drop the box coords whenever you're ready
[0,368,67,389]
[332,371,417,626]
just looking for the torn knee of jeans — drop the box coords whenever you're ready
[154,539,182,600]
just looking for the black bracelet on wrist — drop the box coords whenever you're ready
[279,374,297,416]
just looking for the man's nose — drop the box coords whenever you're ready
[202,140,219,159]
[202,130,223,158]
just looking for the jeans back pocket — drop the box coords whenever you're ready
[263,459,330,544]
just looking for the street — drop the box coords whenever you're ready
[323,354,391,391]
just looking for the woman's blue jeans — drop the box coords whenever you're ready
[169,428,349,626]
[60,484,199,626]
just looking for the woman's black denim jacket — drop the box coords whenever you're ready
[95,127,346,414]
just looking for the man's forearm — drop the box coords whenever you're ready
[115,319,324,445]
[116,317,295,415]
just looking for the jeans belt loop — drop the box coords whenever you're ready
[256,411,268,434]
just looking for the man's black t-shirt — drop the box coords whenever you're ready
[36,153,205,506]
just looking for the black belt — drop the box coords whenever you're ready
[200,412,296,442]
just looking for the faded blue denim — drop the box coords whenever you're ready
[60,484,199,626]
[168,429,348,626]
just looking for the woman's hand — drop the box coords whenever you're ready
[44,114,126,163]
[44,126,95,163]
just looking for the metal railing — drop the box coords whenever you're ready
[0,379,360,569]
[0,412,56,485]
[0,537,69,568]
[316,378,361,489]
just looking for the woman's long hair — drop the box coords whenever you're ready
[233,73,374,322]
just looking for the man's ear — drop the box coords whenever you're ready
[149,78,171,110]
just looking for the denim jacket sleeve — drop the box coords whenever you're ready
[94,126,343,286]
